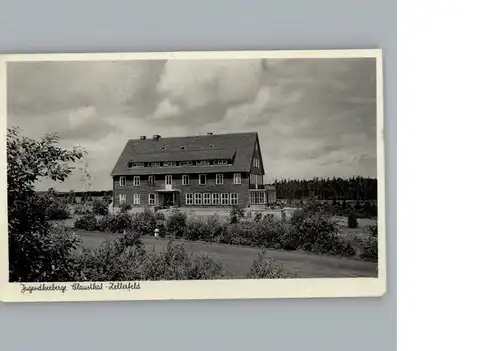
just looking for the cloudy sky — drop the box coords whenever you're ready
[7,57,377,192]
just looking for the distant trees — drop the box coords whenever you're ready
[273,176,377,201]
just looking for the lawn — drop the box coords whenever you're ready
[74,230,378,279]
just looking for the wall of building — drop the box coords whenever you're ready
[113,172,250,207]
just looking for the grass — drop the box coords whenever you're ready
[74,229,378,279]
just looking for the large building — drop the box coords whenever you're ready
[110,132,270,209]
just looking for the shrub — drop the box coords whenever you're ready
[229,206,245,224]
[120,202,132,213]
[92,198,109,216]
[253,212,263,222]
[360,224,378,261]
[246,251,295,279]
[131,208,157,236]
[74,213,99,231]
[347,213,358,228]
[360,237,378,262]
[107,212,133,233]
[155,212,166,221]
[185,217,226,242]
[166,211,188,237]
[73,233,223,281]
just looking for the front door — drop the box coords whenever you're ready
[165,175,172,190]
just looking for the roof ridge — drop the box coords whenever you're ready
[128,131,257,141]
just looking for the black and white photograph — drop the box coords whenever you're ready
[0,50,385,302]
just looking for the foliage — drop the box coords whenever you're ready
[73,232,224,281]
[42,189,71,220]
[120,202,132,213]
[274,176,377,201]
[92,198,109,216]
[360,224,378,261]
[74,213,99,231]
[347,213,359,228]
[7,127,86,282]
[246,251,295,279]
[229,206,245,224]
[131,208,158,236]
[166,211,188,237]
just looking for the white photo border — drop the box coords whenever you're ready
[0,49,386,302]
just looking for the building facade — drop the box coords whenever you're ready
[110,132,270,209]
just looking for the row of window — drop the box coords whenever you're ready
[250,191,266,205]
[119,173,242,187]
[130,160,229,168]
[119,193,157,206]
[185,193,238,206]
[117,192,239,206]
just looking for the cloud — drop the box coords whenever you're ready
[7,57,378,191]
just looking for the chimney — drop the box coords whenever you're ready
[139,136,146,140]
[207,132,213,135]
[152,134,161,141]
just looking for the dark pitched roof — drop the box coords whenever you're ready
[111,132,259,176]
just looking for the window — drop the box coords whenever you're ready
[211,193,220,205]
[253,158,260,168]
[194,193,202,205]
[119,176,126,186]
[165,175,172,187]
[131,163,144,168]
[250,191,266,204]
[185,193,194,205]
[216,174,224,185]
[199,174,207,185]
[151,162,161,168]
[230,193,238,205]
[119,194,126,204]
[148,175,155,186]
[133,194,140,205]
[133,176,140,186]
[233,173,241,184]
[148,193,156,205]
[163,162,176,167]
[216,160,228,165]
[221,193,229,205]
[203,193,211,205]
[182,175,189,185]
[179,161,193,166]
[196,160,210,166]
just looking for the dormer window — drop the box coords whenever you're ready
[131,163,144,168]
[179,161,193,166]
[163,162,176,167]
[196,160,210,166]
[151,162,161,168]
[216,160,228,165]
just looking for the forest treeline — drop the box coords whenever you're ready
[272,176,377,201]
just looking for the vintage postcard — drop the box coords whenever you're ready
[0,49,385,302]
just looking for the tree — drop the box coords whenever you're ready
[7,127,86,282]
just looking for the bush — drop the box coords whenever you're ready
[360,237,378,262]
[166,211,188,237]
[92,199,109,216]
[246,251,295,279]
[347,213,358,228]
[120,202,132,213]
[74,213,99,231]
[253,212,263,222]
[185,217,227,242]
[360,224,378,262]
[131,208,157,236]
[229,206,245,224]
[73,233,224,281]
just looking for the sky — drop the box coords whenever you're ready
[7,57,378,192]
